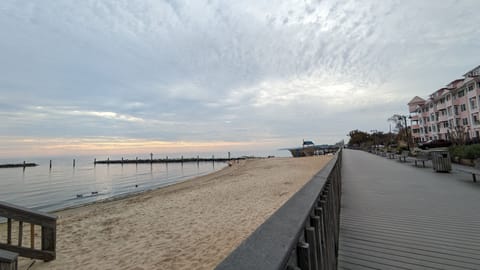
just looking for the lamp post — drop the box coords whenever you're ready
[370,129,378,150]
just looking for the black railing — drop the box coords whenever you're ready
[0,201,57,262]
[216,149,342,270]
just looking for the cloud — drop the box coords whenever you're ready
[0,0,479,156]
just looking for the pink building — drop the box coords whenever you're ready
[408,65,480,142]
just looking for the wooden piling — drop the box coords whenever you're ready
[49,160,52,169]
[73,159,75,168]
[150,153,153,163]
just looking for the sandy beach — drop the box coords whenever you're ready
[14,156,332,270]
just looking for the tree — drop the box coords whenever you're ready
[448,126,468,146]
[347,130,372,146]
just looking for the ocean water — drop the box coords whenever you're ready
[0,157,227,213]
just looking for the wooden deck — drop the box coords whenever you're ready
[338,149,480,270]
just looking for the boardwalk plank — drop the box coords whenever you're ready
[339,150,480,270]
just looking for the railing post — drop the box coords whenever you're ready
[297,241,312,270]
[41,225,56,261]
[6,219,11,245]
[305,227,319,270]
[310,216,324,270]
[17,222,23,247]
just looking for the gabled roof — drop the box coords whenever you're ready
[408,96,426,105]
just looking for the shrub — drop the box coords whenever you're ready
[450,144,480,160]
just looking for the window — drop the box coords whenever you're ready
[432,125,436,132]
[478,82,480,89]
[456,118,460,126]
[458,90,465,97]
[454,105,459,115]
[463,118,468,125]
[461,104,467,112]
[430,114,435,121]
[443,122,449,128]
[429,126,432,132]
[447,106,452,116]
[468,84,474,91]
[446,94,450,101]
[471,98,477,109]
[437,124,440,131]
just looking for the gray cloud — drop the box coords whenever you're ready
[1,0,479,155]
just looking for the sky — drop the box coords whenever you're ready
[1,0,479,158]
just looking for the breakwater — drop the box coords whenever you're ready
[0,162,37,168]
[94,157,245,165]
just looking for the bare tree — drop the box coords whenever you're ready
[388,114,404,132]
[448,126,468,145]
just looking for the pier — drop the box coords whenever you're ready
[93,157,246,165]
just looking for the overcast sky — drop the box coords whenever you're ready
[1,0,479,157]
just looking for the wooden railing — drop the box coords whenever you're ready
[0,201,57,262]
[215,149,342,270]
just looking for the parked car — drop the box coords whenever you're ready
[418,139,452,150]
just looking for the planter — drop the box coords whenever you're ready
[459,158,474,166]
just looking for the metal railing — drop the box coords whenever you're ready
[215,149,342,270]
[0,201,57,262]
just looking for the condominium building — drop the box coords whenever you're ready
[408,65,480,142]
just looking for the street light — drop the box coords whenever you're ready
[370,129,378,150]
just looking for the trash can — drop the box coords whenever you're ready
[431,150,451,172]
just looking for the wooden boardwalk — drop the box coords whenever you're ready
[338,149,480,270]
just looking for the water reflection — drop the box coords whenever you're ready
[0,158,226,212]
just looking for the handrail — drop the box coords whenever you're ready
[215,149,342,270]
[0,201,57,262]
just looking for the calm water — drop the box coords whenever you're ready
[0,157,226,212]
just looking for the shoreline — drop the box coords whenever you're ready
[45,161,232,214]
[12,156,332,270]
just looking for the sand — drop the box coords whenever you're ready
[14,156,332,270]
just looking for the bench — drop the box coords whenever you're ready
[398,151,409,162]
[0,249,18,270]
[412,151,430,168]
[455,159,480,183]
[387,152,395,159]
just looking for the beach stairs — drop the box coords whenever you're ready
[0,201,57,265]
